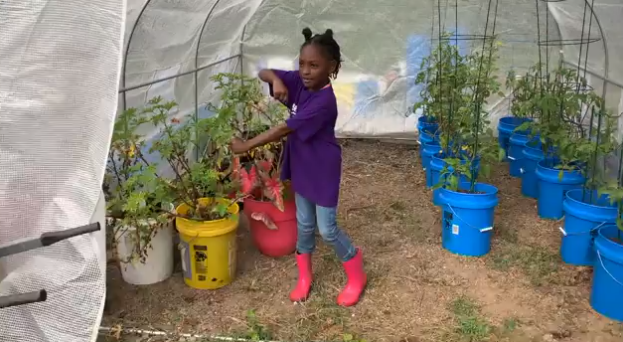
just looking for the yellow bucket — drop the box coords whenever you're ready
[175,198,239,290]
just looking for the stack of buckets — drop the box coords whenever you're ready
[417,115,439,171]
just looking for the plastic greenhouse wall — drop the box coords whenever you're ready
[1,1,622,342]
[1,1,124,342]
[121,0,623,144]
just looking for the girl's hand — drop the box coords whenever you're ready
[231,137,250,154]
[272,79,288,103]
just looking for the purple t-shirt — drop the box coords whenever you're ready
[269,69,342,208]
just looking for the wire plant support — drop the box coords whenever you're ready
[0,223,101,309]
[534,0,614,207]
[430,0,500,192]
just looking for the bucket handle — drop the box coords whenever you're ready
[559,221,607,237]
[445,204,493,233]
[596,251,623,287]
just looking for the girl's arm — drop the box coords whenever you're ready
[231,123,291,154]
[258,69,281,85]
[259,69,288,103]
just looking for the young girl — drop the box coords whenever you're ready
[230,28,366,307]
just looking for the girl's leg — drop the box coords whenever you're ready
[316,205,367,307]
[290,193,317,302]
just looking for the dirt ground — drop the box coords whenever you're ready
[101,140,623,342]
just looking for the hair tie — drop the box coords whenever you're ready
[302,27,313,42]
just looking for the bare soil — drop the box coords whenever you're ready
[102,140,623,342]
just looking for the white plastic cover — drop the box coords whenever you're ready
[123,0,622,144]
[0,1,125,342]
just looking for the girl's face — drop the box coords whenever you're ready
[299,44,337,91]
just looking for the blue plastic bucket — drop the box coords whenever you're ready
[429,153,481,205]
[520,145,547,198]
[418,128,439,164]
[535,159,586,220]
[423,141,441,184]
[429,153,446,204]
[498,116,532,162]
[590,225,623,322]
[439,182,499,257]
[560,189,617,266]
[508,131,531,178]
[417,115,438,134]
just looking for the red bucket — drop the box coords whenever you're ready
[243,198,297,257]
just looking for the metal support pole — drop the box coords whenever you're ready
[118,54,241,94]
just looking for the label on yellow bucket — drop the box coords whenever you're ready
[194,244,208,281]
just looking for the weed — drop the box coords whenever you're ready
[502,317,519,333]
[449,296,492,342]
[342,332,368,342]
[242,310,272,341]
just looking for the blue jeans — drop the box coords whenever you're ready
[294,193,357,262]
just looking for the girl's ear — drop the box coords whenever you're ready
[329,60,338,77]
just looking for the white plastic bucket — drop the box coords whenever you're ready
[115,220,174,285]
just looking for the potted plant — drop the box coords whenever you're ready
[415,34,472,179]
[208,73,296,258]
[104,105,175,286]
[521,64,615,220]
[146,96,242,290]
[590,176,623,321]
[432,37,503,257]
[498,66,539,162]
[557,107,617,265]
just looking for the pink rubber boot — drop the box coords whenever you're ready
[289,252,312,302]
[337,249,367,307]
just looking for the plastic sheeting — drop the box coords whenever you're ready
[122,0,622,143]
[0,1,125,342]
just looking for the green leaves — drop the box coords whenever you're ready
[418,33,503,193]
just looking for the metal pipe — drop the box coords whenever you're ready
[195,0,223,119]
[562,60,623,89]
[98,326,285,342]
[121,0,154,111]
[118,54,241,94]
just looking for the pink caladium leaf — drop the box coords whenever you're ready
[239,165,258,194]
[249,212,278,230]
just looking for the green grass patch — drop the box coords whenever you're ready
[488,244,560,286]
[449,296,492,342]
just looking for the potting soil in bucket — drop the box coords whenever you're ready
[497,116,531,162]
[176,198,239,290]
[560,189,617,266]
[507,131,531,178]
[590,225,623,322]
[535,159,585,220]
[438,182,499,257]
